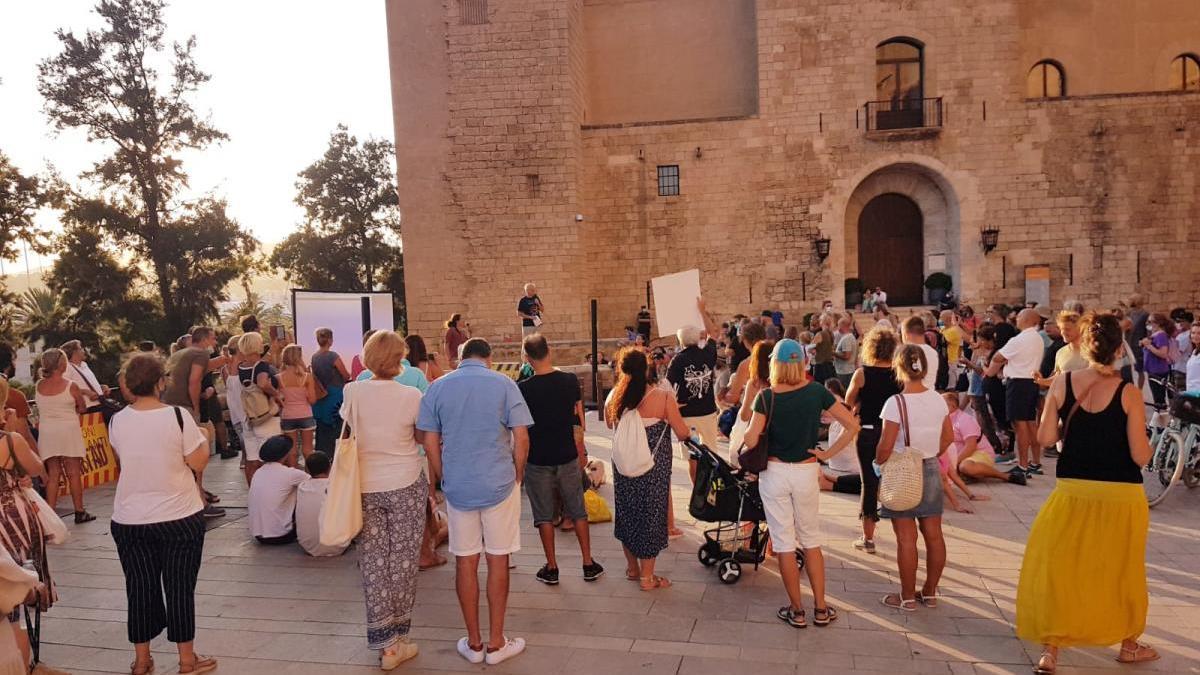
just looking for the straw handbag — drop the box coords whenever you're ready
[319,387,363,547]
[878,394,925,512]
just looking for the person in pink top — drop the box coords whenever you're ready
[942,393,1026,496]
[278,345,319,462]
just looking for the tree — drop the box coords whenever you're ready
[37,0,256,339]
[270,125,402,291]
[0,151,58,259]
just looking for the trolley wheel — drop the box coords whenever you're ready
[1184,467,1200,489]
[717,558,742,584]
[698,543,720,567]
[795,549,806,571]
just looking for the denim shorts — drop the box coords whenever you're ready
[525,460,587,525]
[281,417,317,432]
[880,457,944,520]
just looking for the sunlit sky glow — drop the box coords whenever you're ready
[0,0,396,270]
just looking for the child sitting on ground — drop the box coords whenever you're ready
[294,451,350,557]
[818,378,862,495]
[248,435,308,545]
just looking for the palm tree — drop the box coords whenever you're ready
[12,287,58,335]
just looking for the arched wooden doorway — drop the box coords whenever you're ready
[858,193,924,306]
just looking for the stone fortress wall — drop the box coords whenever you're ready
[387,0,1200,344]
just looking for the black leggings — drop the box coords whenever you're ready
[1148,375,1169,409]
[856,427,882,522]
[111,512,206,644]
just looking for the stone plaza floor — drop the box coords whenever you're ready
[34,412,1200,674]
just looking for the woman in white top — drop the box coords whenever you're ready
[34,348,94,522]
[876,344,952,612]
[108,354,215,675]
[60,340,107,408]
[1186,322,1200,393]
[341,331,426,670]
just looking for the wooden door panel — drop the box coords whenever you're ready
[858,193,923,306]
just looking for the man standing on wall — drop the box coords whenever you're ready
[637,306,652,344]
[517,283,545,337]
[986,309,1045,476]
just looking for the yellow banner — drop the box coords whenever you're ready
[57,412,119,495]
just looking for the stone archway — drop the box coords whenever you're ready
[844,164,959,306]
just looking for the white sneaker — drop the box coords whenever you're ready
[484,637,526,665]
[456,637,484,664]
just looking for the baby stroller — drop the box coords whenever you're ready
[686,440,803,584]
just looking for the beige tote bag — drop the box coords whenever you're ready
[318,387,363,547]
[878,394,925,512]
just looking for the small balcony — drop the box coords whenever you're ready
[863,97,943,136]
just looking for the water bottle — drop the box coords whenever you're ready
[871,460,883,478]
[689,426,701,447]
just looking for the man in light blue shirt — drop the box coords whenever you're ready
[355,358,429,393]
[417,338,532,666]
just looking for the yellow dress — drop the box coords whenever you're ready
[1016,478,1148,647]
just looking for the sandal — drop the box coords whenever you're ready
[177,655,217,674]
[812,606,838,626]
[1116,642,1159,664]
[419,554,447,570]
[915,591,938,608]
[74,511,96,524]
[1034,648,1056,674]
[625,568,640,581]
[776,606,807,628]
[203,491,220,504]
[639,575,672,591]
[130,657,154,675]
[880,593,918,612]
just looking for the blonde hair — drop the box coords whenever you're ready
[238,332,264,359]
[363,330,407,379]
[226,335,240,355]
[859,326,898,364]
[769,359,808,387]
[892,344,928,384]
[1056,311,1081,328]
[280,344,305,375]
[39,348,67,380]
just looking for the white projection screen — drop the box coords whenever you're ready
[291,291,395,366]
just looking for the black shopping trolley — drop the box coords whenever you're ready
[685,440,803,584]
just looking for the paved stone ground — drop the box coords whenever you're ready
[34,412,1200,674]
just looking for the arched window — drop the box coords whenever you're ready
[1169,53,1200,92]
[876,38,924,103]
[1026,60,1065,98]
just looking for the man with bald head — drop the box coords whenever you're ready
[517,283,545,337]
[985,308,1045,475]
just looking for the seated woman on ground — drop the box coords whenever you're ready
[818,378,861,495]
[943,393,1027,489]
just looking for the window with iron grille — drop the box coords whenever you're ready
[657,165,680,197]
[460,0,488,25]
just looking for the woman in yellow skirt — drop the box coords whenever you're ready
[1017,313,1158,674]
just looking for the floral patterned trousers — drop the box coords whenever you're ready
[358,474,427,650]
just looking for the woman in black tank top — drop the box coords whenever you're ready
[1016,313,1158,674]
[844,327,902,552]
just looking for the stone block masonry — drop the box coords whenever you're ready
[388,0,1200,344]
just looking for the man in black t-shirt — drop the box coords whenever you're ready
[517,334,604,586]
[667,298,723,482]
[636,306,652,343]
[517,283,545,337]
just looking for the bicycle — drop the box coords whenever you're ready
[1143,377,1200,507]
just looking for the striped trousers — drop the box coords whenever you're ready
[111,512,206,644]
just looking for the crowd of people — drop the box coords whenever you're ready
[0,282,1198,674]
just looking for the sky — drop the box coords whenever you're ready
[0,0,396,271]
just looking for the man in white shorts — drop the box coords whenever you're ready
[418,338,533,666]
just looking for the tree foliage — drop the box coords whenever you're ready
[37,0,256,339]
[0,151,59,259]
[270,125,402,292]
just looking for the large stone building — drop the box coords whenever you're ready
[386,0,1200,342]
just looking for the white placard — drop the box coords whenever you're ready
[292,291,395,367]
[650,269,704,338]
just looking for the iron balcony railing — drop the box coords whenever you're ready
[864,97,943,131]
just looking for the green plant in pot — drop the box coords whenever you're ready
[844,278,865,309]
[924,272,953,305]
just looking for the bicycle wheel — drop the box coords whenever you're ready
[1144,431,1185,507]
